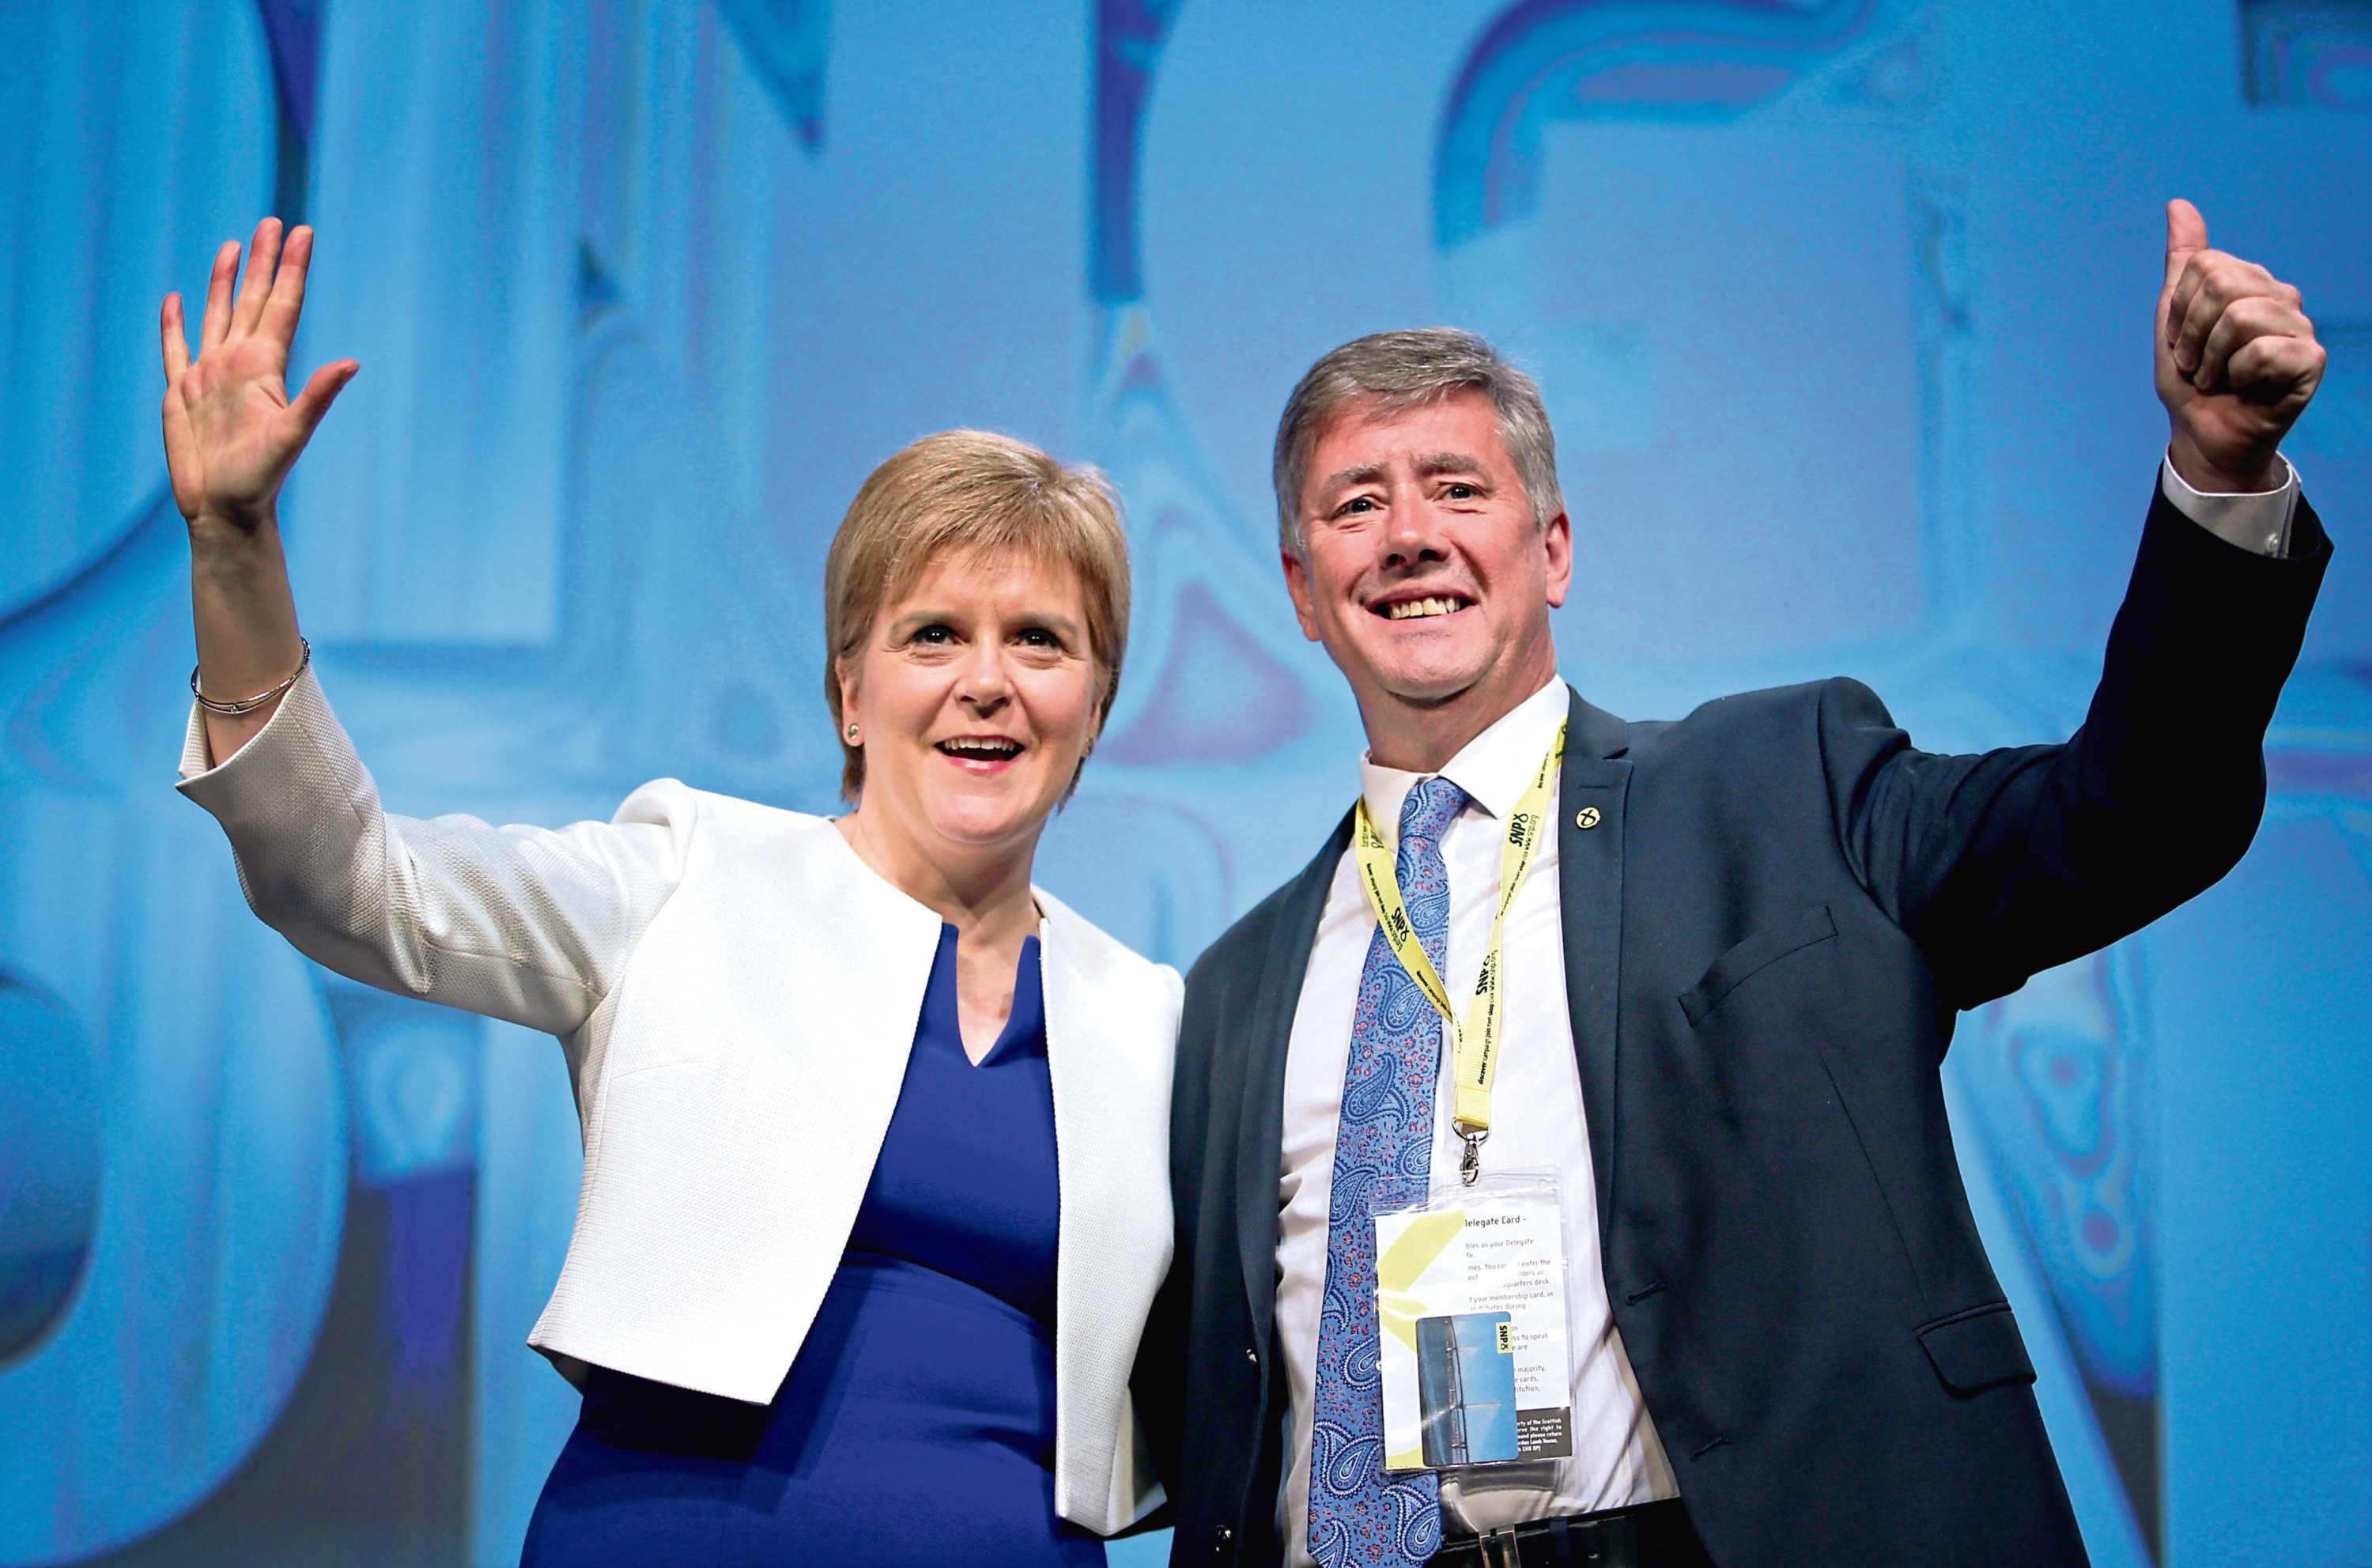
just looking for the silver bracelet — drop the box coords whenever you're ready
[191,639,311,716]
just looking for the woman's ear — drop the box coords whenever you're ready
[835,657,862,742]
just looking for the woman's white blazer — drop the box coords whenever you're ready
[176,671,1179,1534]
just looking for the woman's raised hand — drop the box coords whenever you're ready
[167,220,353,758]
[161,217,357,531]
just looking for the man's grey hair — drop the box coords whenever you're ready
[1271,328,1563,557]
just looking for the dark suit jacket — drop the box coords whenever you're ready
[1139,486,2329,1567]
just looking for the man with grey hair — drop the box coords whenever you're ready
[1271,328,1570,558]
[1137,202,2332,1567]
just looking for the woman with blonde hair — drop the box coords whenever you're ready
[162,219,1174,1566]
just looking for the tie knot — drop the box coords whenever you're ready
[1398,775,1467,846]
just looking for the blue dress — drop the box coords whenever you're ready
[520,926,1107,1568]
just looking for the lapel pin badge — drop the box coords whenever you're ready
[1574,806,1602,830]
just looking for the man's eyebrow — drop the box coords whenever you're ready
[1412,451,1490,478]
[1317,461,1388,494]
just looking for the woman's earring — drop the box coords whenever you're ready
[845,723,860,742]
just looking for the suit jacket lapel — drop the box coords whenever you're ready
[1237,807,1354,1343]
[1558,687,1632,1246]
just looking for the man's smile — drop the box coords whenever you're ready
[1371,591,1477,622]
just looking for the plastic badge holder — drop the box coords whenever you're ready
[1371,1169,1577,1473]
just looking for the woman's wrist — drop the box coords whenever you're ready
[187,499,281,550]
[187,513,296,606]
[187,508,304,710]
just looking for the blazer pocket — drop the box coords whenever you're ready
[1679,904,1838,1027]
[1915,1302,2036,1395]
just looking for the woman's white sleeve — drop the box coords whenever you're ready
[176,669,687,1038]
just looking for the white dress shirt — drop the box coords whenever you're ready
[1277,677,1668,1558]
[1271,461,2302,1559]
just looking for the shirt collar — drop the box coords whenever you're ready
[1358,676,1569,851]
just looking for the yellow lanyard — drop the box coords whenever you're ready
[1352,722,1566,1183]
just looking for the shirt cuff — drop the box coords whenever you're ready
[2159,451,2302,557]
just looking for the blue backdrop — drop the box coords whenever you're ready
[2,2,2367,1564]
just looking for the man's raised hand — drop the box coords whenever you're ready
[2158,198,2325,494]
[161,217,357,532]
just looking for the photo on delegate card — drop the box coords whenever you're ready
[1417,1311,1519,1466]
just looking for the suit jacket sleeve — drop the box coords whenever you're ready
[176,668,688,1037]
[1826,482,2330,1010]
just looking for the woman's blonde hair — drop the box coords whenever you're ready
[824,429,1131,802]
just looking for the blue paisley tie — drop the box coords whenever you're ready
[1308,775,1467,1567]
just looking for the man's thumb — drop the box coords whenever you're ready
[2164,198,2209,291]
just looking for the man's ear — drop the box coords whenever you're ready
[1541,509,1573,610]
[1280,548,1326,643]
